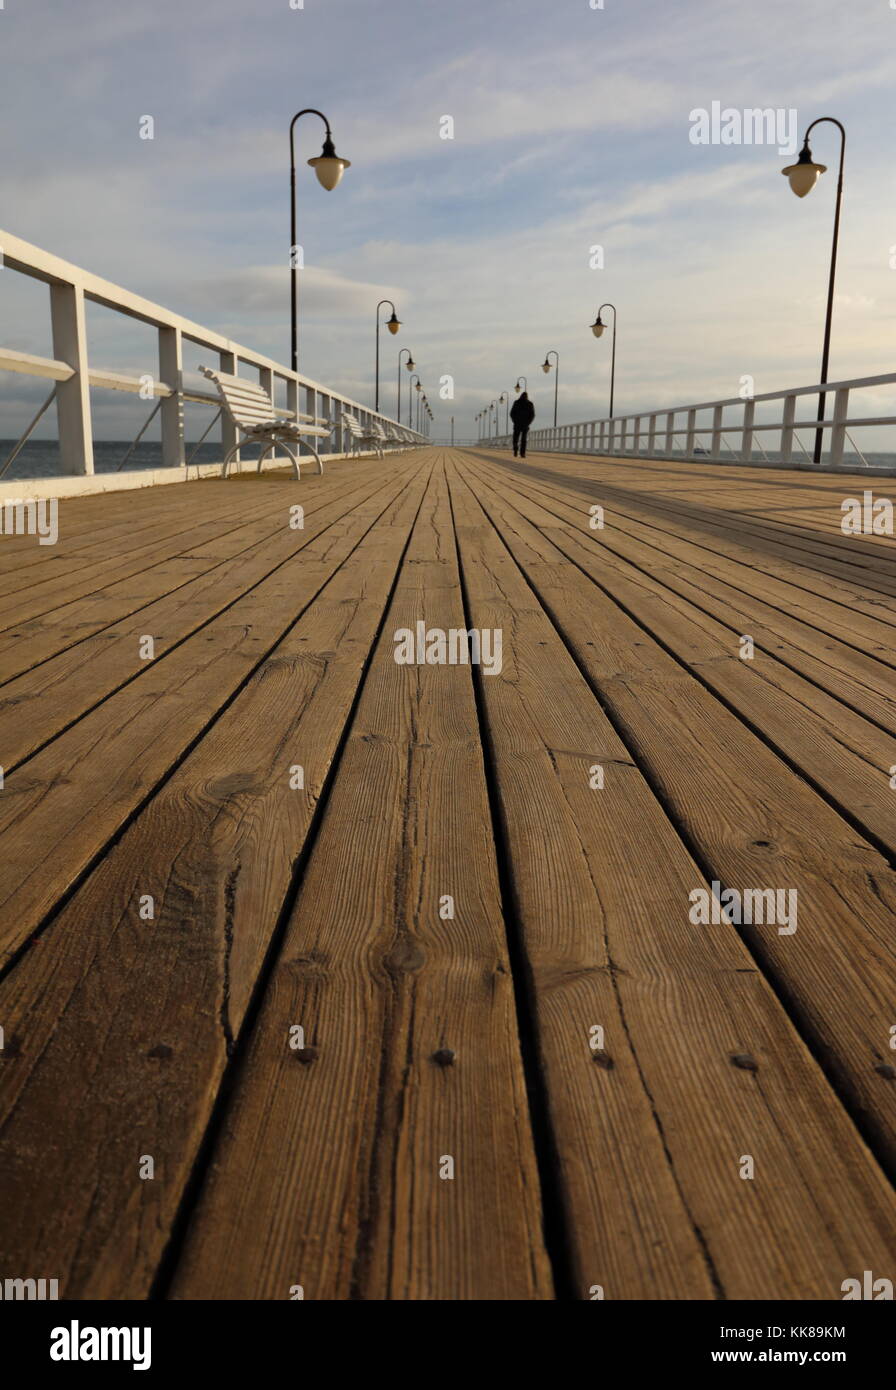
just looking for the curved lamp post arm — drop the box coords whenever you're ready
[804,118,846,464]
[397,348,413,424]
[542,351,559,427]
[289,110,350,372]
[375,299,400,413]
[409,374,422,434]
[594,303,618,418]
[289,109,333,373]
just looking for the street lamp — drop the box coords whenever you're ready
[489,399,500,438]
[514,376,527,393]
[289,109,351,372]
[397,348,414,424]
[541,351,559,427]
[590,303,618,417]
[375,299,401,413]
[781,117,846,465]
[410,375,422,434]
[499,391,511,432]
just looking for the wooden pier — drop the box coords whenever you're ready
[1,446,895,1300]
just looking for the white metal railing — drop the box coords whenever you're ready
[0,228,425,488]
[484,373,896,474]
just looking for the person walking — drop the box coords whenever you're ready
[509,390,535,458]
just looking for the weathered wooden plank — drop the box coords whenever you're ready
[461,454,896,1179]
[169,461,553,1301]
[0,463,417,764]
[0,463,432,1297]
[461,453,896,846]
[0,461,391,627]
[445,454,896,1299]
[481,452,896,651]
[497,450,896,603]
[0,463,423,965]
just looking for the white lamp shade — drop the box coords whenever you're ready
[542,362,550,374]
[782,159,826,198]
[591,321,605,338]
[308,154,350,190]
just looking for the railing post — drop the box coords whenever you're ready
[647,414,656,456]
[665,411,674,453]
[633,416,641,454]
[219,351,239,469]
[711,404,723,458]
[607,417,616,454]
[159,326,184,469]
[829,387,849,468]
[780,393,795,463]
[50,281,94,475]
[741,398,755,461]
[686,408,696,457]
[619,417,627,454]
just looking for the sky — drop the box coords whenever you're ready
[1,0,895,444]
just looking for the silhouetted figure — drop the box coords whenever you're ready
[509,392,535,458]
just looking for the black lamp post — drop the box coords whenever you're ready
[397,348,414,424]
[781,117,846,464]
[410,374,422,434]
[375,299,401,412]
[289,109,351,372]
[590,303,617,417]
[499,392,511,432]
[541,351,559,426]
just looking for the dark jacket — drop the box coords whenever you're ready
[510,394,535,427]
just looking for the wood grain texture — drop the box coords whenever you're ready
[0,465,410,762]
[0,464,430,1296]
[446,454,896,1299]
[461,450,896,1176]
[0,462,422,964]
[170,462,553,1300]
[1,447,895,1300]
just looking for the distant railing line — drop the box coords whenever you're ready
[0,228,424,483]
[482,371,896,472]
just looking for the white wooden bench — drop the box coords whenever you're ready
[341,410,385,458]
[200,366,332,479]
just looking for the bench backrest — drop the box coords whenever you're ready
[342,410,381,440]
[341,411,366,437]
[200,367,276,432]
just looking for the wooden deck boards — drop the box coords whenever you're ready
[1,445,895,1300]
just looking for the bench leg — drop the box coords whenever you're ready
[254,440,301,480]
[221,441,243,479]
[298,440,324,476]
